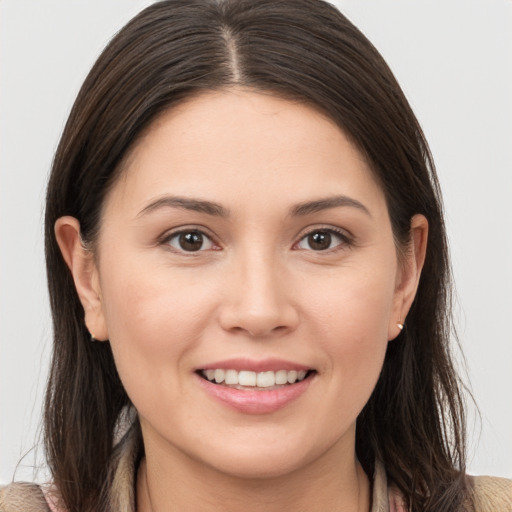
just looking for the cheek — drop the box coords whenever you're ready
[97,259,218,403]
[302,260,396,412]
[308,259,396,341]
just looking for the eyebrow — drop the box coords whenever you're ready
[137,196,229,218]
[290,195,371,217]
[137,194,371,219]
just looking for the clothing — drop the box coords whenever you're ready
[2,426,511,511]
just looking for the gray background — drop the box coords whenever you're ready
[1,0,511,484]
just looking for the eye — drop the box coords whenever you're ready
[166,230,214,252]
[296,229,349,251]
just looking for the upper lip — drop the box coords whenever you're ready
[197,358,312,373]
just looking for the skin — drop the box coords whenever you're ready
[56,89,428,512]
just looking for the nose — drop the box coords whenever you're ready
[218,251,299,338]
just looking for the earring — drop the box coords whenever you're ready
[90,332,97,342]
[397,321,404,331]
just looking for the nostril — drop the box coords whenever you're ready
[245,324,289,337]
[217,278,300,337]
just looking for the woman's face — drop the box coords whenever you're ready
[62,89,425,479]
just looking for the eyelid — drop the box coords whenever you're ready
[158,225,221,253]
[293,225,354,251]
[156,224,353,253]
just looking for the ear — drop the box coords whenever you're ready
[388,214,428,341]
[54,216,109,341]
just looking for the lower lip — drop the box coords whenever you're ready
[196,373,314,414]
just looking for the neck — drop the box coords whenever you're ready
[136,438,370,512]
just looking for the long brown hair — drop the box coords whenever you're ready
[44,1,470,510]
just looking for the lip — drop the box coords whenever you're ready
[196,370,315,415]
[198,358,311,373]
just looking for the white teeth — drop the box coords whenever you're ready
[201,368,310,387]
[238,371,257,386]
[225,369,238,385]
[275,370,288,385]
[287,370,298,384]
[257,371,275,387]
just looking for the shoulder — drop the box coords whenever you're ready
[0,482,51,512]
[468,474,512,512]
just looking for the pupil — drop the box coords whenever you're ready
[179,232,203,251]
[309,231,331,250]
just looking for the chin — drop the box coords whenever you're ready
[201,449,311,480]
[186,429,338,481]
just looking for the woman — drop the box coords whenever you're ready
[1,1,510,511]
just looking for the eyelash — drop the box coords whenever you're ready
[159,226,219,254]
[159,226,353,254]
[294,226,353,253]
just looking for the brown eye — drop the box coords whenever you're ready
[297,229,346,251]
[308,231,332,250]
[168,230,213,252]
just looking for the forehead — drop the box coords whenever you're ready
[105,88,385,218]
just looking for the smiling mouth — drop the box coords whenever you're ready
[197,369,316,390]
